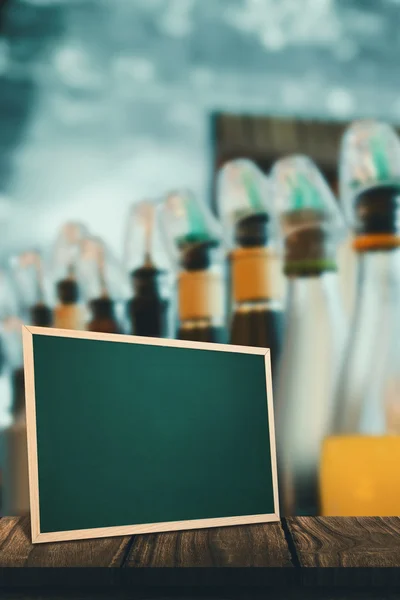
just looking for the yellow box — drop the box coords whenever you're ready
[320,436,400,516]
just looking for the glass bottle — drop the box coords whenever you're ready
[10,251,53,327]
[0,263,51,517]
[271,155,347,516]
[124,200,171,338]
[0,314,28,517]
[52,222,88,331]
[0,270,23,422]
[160,190,227,343]
[77,236,125,334]
[333,120,400,435]
[217,159,285,378]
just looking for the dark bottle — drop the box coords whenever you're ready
[161,190,226,343]
[124,200,171,338]
[88,297,119,334]
[177,240,226,343]
[217,159,285,375]
[128,265,169,337]
[30,303,53,327]
[229,213,284,375]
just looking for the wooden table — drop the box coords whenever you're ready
[1,516,400,599]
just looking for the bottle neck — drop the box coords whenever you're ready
[131,266,169,300]
[286,271,342,306]
[354,247,400,297]
[90,297,116,321]
[57,278,80,305]
[283,272,345,365]
[31,303,53,327]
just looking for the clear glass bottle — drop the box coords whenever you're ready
[333,120,400,435]
[124,199,171,338]
[10,251,53,327]
[271,155,347,516]
[0,316,28,517]
[160,190,227,343]
[0,269,30,516]
[217,159,285,377]
[52,222,88,331]
[0,270,23,421]
[77,236,126,334]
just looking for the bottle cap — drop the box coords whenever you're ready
[90,297,115,321]
[340,121,400,248]
[160,190,223,270]
[57,279,79,304]
[217,159,276,249]
[181,239,220,271]
[234,213,270,247]
[31,304,53,327]
[270,155,344,274]
[131,264,168,298]
[340,120,400,227]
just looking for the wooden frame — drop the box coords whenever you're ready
[22,325,280,544]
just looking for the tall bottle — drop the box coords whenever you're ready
[124,200,171,338]
[337,231,357,320]
[161,190,226,343]
[334,121,400,435]
[52,222,88,330]
[1,257,52,516]
[217,159,285,377]
[271,156,346,516]
[11,251,53,327]
[78,236,122,334]
[0,270,24,422]
[0,313,27,517]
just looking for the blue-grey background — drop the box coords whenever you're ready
[0,0,399,261]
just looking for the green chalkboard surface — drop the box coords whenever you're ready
[22,326,279,543]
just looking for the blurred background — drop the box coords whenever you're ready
[1,0,400,259]
[2,0,400,519]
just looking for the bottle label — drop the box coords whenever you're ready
[231,247,285,303]
[178,271,225,321]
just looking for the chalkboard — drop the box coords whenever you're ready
[22,326,279,544]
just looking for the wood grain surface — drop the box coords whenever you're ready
[0,517,131,567]
[286,516,400,567]
[125,522,292,567]
[1,516,400,594]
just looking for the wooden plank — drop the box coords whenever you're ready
[0,590,398,600]
[125,523,292,567]
[286,516,400,567]
[0,516,131,567]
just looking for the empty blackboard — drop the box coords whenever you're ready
[22,326,279,543]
